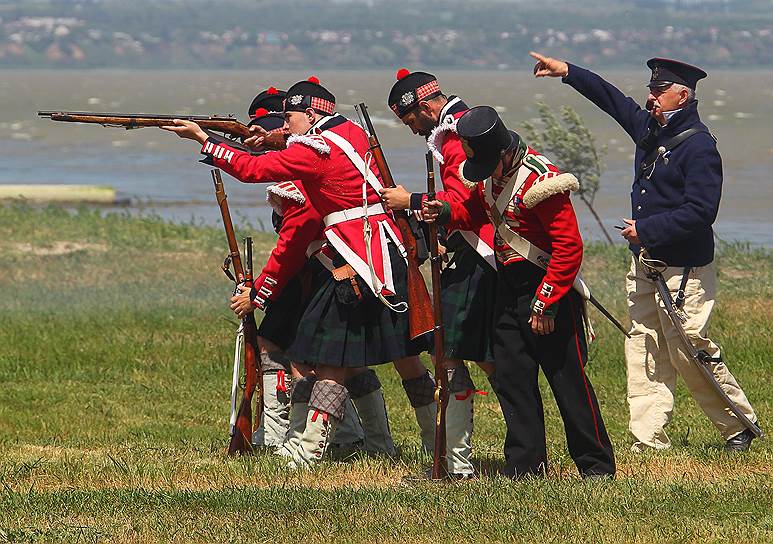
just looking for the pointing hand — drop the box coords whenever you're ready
[529,51,569,78]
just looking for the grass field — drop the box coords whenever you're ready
[0,204,771,543]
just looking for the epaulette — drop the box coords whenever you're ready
[286,133,331,155]
[522,172,579,209]
[457,160,480,190]
[266,181,306,214]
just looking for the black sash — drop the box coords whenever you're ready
[637,127,712,180]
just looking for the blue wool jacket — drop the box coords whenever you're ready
[563,64,722,267]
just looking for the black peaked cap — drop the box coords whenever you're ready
[388,69,442,117]
[284,77,336,115]
[456,106,518,182]
[248,87,286,117]
[647,58,707,90]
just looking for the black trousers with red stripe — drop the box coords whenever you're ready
[492,261,615,478]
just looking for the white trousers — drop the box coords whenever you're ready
[625,257,757,450]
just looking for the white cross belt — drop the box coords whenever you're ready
[323,202,386,227]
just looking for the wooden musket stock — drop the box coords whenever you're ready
[356,103,434,339]
[426,152,449,480]
[212,169,262,456]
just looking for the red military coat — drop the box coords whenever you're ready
[443,147,582,315]
[202,114,404,297]
[426,96,496,268]
[251,180,326,310]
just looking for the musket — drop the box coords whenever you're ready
[39,110,251,140]
[641,254,764,439]
[212,169,263,455]
[355,102,434,339]
[426,152,449,480]
[587,293,630,339]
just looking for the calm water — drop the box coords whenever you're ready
[2,69,772,243]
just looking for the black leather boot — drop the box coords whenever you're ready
[724,428,757,452]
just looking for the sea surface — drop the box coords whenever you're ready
[2,69,772,244]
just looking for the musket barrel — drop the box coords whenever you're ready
[356,102,377,136]
[426,153,436,199]
[38,110,236,120]
[40,110,249,139]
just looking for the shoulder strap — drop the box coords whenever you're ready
[483,165,529,217]
[638,127,711,179]
[321,129,384,193]
[666,127,711,149]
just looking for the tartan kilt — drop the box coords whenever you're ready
[286,241,428,367]
[256,259,327,351]
[434,242,497,363]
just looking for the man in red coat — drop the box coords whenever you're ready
[381,69,498,478]
[423,106,615,479]
[164,77,428,468]
[241,91,366,454]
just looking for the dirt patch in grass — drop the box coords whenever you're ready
[7,241,109,256]
[717,298,773,323]
[722,267,756,280]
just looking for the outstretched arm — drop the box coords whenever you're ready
[161,119,209,143]
[529,51,650,142]
[162,119,324,186]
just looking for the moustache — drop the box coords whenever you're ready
[646,98,660,112]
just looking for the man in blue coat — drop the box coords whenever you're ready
[529,51,759,452]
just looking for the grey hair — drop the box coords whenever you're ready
[672,83,696,103]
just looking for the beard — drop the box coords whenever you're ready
[416,114,436,137]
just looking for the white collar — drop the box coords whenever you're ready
[660,107,683,127]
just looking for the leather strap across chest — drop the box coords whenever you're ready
[637,127,711,179]
[483,169,593,301]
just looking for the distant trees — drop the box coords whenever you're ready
[0,0,771,68]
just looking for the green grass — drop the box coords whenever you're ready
[0,204,771,543]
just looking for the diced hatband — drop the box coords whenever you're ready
[387,69,442,118]
[284,77,336,116]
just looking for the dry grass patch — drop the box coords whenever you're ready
[616,455,773,483]
[3,443,772,494]
[7,241,109,256]
[718,297,773,322]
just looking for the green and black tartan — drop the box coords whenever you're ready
[435,239,497,363]
[257,260,327,351]
[287,241,428,367]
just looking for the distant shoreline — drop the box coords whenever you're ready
[4,66,773,73]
